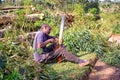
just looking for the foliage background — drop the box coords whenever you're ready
[0,0,120,79]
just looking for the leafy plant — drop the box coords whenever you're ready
[112,23,120,34]
[0,54,7,69]
[88,8,98,14]
[35,4,44,11]
[64,28,105,56]
[15,9,25,15]
[34,20,42,30]
[73,4,85,17]
[101,46,120,67]
[3,69,22,80]
[84,1,99,13]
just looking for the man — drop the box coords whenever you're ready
[33,24,90,67]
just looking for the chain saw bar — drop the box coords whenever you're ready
[59,15,65,45]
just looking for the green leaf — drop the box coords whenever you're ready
[37,48,43,54]
[0,42,3,50]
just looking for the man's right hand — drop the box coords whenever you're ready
[49,38,55,43]
[38,38,55,48]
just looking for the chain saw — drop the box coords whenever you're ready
[55,15,65,62]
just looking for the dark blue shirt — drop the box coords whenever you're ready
[33,31,53,53]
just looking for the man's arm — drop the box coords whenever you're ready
[35,32,54,49]
[37,38,55,48]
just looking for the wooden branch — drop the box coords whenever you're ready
[25,13,44,20]
[0,28,6,38]
[1,6,24,10]
[0,38,5,42]
[0,24,12,38]
[55,11,74,27]
[18,32,37,42]
[0,28,6,33]
[0,13,44,25]
[2,9,19,13]
[0,14,16,25]
[0,31,37,42]
[19,32,37,41]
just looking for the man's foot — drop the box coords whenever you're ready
[79,61,90,67]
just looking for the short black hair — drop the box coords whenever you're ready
[41,24,50,29]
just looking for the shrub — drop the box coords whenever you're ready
[34,20,43,29]
[0,39,50,80]
[15,9,25,15]
[101,46,120,67]
[84,1,99,13]
[43,11,59,36]
[63,28,105,56]
[112,23,120,34]
[3,69,22,80]
[88,8,98,14]
[73,4,85,17]
[35,4,44,11]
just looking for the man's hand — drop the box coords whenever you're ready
[37,37,63,49]
[55,38,59,42]
[37,38,55,48]
[59,38,63,45]
[48,38,56,43]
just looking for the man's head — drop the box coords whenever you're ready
[41,24,51,35]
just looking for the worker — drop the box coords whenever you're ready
[33,24,90,67]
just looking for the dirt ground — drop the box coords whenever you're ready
[88,61,120,80]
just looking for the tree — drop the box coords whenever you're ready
[84,0,99,13]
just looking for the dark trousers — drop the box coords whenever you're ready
[33,44,84,64]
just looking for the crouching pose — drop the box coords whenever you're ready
[33,24,90,67]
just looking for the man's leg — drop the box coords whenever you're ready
[54,47,84,63]
[44,47,89,66]
[55,47,90,67]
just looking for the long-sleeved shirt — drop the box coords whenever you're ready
[33,31,53,53]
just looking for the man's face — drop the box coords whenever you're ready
[44,26,51,35]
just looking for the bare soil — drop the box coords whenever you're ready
[89,61,120,80]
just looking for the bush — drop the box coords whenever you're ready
[63,28,105,56]
[73,4,85,17]
[34,20,43,29]
[0,39,51,80]
[43,11,59,36]
[88,8,98,14]
[15,9,25,15]
[112,23,120,34]
[84,1,99,14]
[101,46,120,67]
[3,69,22,80]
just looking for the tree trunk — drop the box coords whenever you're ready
[0,31,37,42]
[0,14,16,25]
[1,6,24,10]
[0,13,44,25]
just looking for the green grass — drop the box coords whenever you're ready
[0,1,120,79]
[100,45,120,67]
[46,52,97,80]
